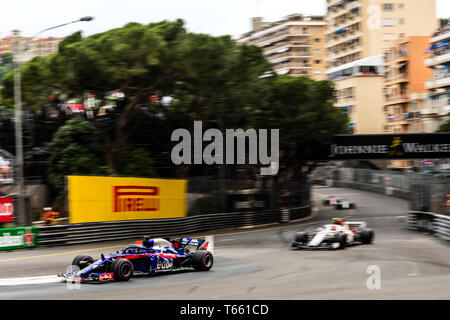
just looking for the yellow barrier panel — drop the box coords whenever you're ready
[68,176,187,224]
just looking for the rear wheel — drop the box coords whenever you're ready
[111,258,134,281]
[192,250,213,271]
[72,255,94,269]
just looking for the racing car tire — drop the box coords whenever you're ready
[349,203,356,209]
[192,250,213,271]
[334,233,347,249]
[111,258,134,281]
[72,255,94,269]
[294,232,308,244]
[360,229,374,244]
[335,204,342,210]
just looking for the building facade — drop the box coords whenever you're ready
[423,25,450,132]
[383,36,431,134]
[238,14,327,80]
[327,55,385,134]
[0,30,63,61]
[326,0,437,134]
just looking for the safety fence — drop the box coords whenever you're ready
[408,211,450,241]
[312,167,450,242]
[37,205,311,246]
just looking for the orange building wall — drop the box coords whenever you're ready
[407,36,432,93]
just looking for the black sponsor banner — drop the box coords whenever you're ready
[308,133,450,160]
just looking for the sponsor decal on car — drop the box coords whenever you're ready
[99,273,114,281]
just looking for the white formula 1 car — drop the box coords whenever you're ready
[291,219,374,250]
[335,199,356,210]
[321,196,356,210]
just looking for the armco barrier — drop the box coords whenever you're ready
[333,180,411,200]
[408,211,450,241]
[38,205,310,246]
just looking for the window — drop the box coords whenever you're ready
[315,60,321,64]
[399,33,405,39]
[383,33,396,41]
[383,18,396,26]
[398,3,404,9]
[399,18,404,25]
[314,38,320,43]
[383,3,394,11]
[314,49,321,53]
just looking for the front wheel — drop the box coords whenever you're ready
[72,255,94,269]
[111,258,134,281]
[333,233,347,249]
[192,250,214,271]
[360,229,374,244]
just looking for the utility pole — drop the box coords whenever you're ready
[13,41,26,225]
[12,17,94,226]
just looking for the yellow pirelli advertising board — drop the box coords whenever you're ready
[68,176,187,224]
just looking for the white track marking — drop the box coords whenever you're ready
[0,275,64,286]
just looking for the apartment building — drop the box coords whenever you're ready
[326,0,437,134]
[423,25,450,132]
[238,14,327,80]
[327,54,385,134]
[0,30,63,61]
[383,36,431,134]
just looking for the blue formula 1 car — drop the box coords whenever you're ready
[59,236,213,283]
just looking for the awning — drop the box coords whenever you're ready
[335,28,348,34]
[435,40,450,48]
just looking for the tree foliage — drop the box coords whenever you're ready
[251,75,349,177]
[1,20,349,186]
[47,117,110,192]
[437,121,450,132]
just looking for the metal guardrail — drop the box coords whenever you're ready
[408,211,450,241]
[37,205,310,246]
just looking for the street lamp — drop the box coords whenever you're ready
[13,17,94,226]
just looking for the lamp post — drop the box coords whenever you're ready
[13,17,94,226]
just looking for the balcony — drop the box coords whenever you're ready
[430,29,450,44]
[386,113,410,125]
[384,94,409,105]
[268,51,312,63]
[384,73,409,85]
[425,52,450,67]
[426,77,450,89]
[274,63,312,72]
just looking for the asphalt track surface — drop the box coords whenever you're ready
[0,186,449,300]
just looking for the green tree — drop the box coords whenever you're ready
[47,117,111,192]
[114,144,155,177]
[1,20,272,173]
[251,75,349,178]
[437,121,450,132]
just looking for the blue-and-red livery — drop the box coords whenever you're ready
[59,236,213,282]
